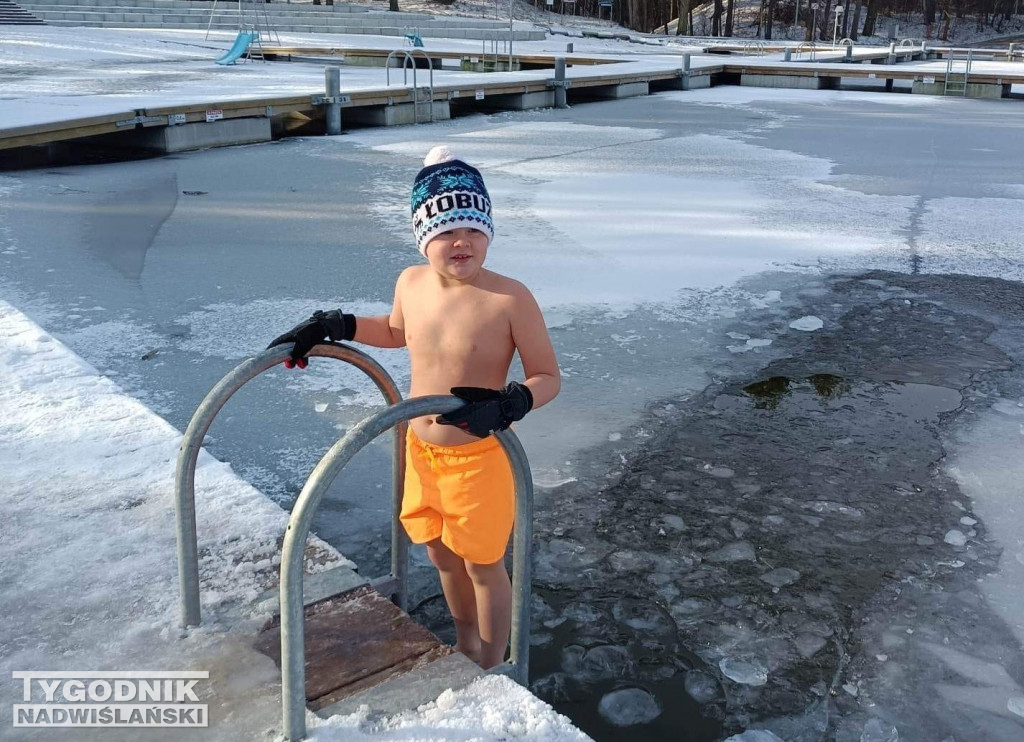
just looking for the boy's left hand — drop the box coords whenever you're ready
[436,382,534,438]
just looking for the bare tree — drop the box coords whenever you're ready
[849,0,863,38]
[677,0,692,33]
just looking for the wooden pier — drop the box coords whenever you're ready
[3,43,1023,157]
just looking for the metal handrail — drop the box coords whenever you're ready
[405,49,435,123]
[174,343,405,628]
[385,49,435,124]
[281,396,534,741]
[797,42,818,61]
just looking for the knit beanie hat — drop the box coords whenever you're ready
[411,146,493,256]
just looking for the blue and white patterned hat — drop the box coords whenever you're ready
[411,146,493,256]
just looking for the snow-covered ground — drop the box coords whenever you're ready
[2,19,1024,742]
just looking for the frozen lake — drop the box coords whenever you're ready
[2,87,1023,741]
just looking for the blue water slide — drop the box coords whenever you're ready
[215,30,257,66]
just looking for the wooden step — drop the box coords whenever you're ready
[253,584,457,711]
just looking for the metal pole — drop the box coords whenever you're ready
[325,67,341,136]
[174,344,403,628]
[280,397,535,740]
[680,53,692,89]
[554,57,567,108]
[508,0,513,70]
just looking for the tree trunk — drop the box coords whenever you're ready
[676,0,690,33]
[712,0,723,35]
[849,0,862,40]
[819,0,832,41]
[861,0,876,36]
[765,0,775,38]
[389,0,399,10]
[924,0,936,37]
[725,0,735,35]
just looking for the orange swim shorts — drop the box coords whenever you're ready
[400,427,515,565]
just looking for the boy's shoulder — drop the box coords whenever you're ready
[480,268,531,298]
[396,264,430,286]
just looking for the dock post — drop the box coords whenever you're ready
[325,67,342,136]
[681,52,692,90]
[566,42,573,53]
[784,48,792,62]
[887,41,896,65]
[554,57,568,108]
[1009,42,1016,61]
[845,45,853,62]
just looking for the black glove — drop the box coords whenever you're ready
[267,309,356,368]
[436,382,534,438]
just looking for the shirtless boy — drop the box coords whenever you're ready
[269,146,560,669]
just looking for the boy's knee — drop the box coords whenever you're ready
[464,559,508,584]
[426,539,463,571]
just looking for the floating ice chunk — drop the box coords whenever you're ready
[944,529,968,547]
[727,332,750,340]
[745,338,773,348]
[1008,696,1024,718]
[597,687,661,726]
[789,315,824,332]
[608,432,622,442]
[728,344,754,354]
[959,516,977,526]
[794,633,826,658]
[992,399,1024,417]
[723,731,785,742]
[703,464,735,478]
[749,290,783,308]
[562,644,634,683]
[661,514,686,531]
[314,403,328,413]
[843,683,859,696]
[708,541,756,563]
[760,568,800,588]
[684,670,721,703]
[860,717,899,742]
[718,658,768,686]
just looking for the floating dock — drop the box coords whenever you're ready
[3,40,1024,157]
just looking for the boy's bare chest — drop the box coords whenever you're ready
[404,294,512,359]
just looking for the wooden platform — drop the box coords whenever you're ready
[254,584,455,711]
[4,47,1024,155]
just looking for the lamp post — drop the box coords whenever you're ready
[810,2,818,43]
[833,4,844,47]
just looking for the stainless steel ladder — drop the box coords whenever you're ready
[944,49,972,96]
[385,49,436,124]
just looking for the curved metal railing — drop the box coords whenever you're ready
[174,343,405,628]
[385,48,435,123]
[280,395,533,741]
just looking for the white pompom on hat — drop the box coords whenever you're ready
[423,145,456,167]
[410,145,493,256]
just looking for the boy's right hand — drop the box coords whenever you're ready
[267,309,356,368]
